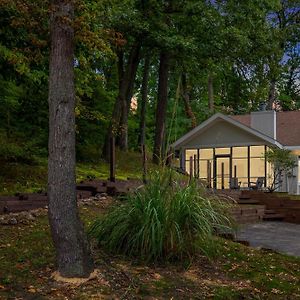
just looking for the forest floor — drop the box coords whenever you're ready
[1,198,300,300]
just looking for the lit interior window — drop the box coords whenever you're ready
[232,147,247,158]
[215,147,230,155]
[250,145,265,157]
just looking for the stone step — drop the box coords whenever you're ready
[263,214,285,221]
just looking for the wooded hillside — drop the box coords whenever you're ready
[0,0,299,165]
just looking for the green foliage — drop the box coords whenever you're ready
[265,147,296,192]
[89,169,233,261]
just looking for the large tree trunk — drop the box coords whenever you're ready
[118,43,141,151]
[181,73,196,129]
[267,78,276,110]
[138,55,150,147]
[208,73,214,112]
[153,51,170,164]
[48,0,94,278]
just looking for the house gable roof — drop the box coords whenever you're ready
[172,113,282,149]
[230,110,300,146]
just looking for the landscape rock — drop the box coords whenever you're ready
[0,196,102,226]
[27,213,36,221]
[8,218,18,225]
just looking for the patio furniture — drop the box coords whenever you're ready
[249,177,265,190]
[230,177,241,189]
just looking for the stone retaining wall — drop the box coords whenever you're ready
[231,204,265,224]
[241,191,300,224]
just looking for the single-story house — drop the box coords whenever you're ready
[171,110,300,194]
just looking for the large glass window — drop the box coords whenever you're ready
[232,147,248,187]
[250,145,265,157]
[250,146,266,185]
[267,160,273,188]
[250,158,265,177]
[199,148,213,187]
[200,149,213,160]
[182,145,272,189]
[185,149,197,160]
[232,147,247,158]
[185,149,198,176]
[215,147,230,155]
[298,158,300,182]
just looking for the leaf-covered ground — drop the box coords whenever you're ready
[0,199,300,299]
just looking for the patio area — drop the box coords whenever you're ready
[236,222,300,257]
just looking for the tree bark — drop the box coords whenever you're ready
[138,55,150,147]
[267,78,276,110]
[208,73,214,112]
[48,0,94,278]
[181,73,196,129]
[118,43,141,151]
[153,51,170,164]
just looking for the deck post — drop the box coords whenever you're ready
[193,154,197,178]
[221,162,224,189]
[207,160,211,188]
[189,156,193,182]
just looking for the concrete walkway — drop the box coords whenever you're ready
[236,222,300,257]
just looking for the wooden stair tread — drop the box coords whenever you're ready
[239,196,251,200]
[264,209,276,214]
[237,199,260,204]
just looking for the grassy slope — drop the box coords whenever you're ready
[0,202,299,299]
[0,150,147,195]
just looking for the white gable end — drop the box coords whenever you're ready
[181,120,270,148]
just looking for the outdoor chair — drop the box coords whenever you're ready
[249,177,265,190]
[229,177,241,190]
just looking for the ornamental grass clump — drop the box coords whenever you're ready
[89,169,233,261]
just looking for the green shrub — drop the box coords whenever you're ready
[89,169,233,261]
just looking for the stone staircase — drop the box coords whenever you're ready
[218,189,286,224]
[237,190,288,222]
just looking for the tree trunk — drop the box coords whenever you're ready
[208,73,214,112]
[102,51,124,160]
[181,73,196,129]
[153,51,170,164]
[118,43,141,151]
[267,78,276,110]
[138,55,150,147]
[48,0,94,278]
[103,44,141,157]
